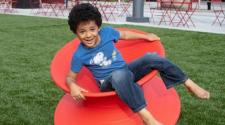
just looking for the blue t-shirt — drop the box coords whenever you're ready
[71,27,126,81]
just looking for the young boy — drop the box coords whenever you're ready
[66,3,210,125]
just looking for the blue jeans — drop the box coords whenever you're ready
[99,53,188,112]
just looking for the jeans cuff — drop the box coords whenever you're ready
[166,76,189,89]
[133,104,147,112]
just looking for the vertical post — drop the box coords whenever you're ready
[207,0,211,10]
[126,0,149,22]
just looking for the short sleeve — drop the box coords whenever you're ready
[110,27,120,43]
[102,26,120,43]
[70,54,83,73]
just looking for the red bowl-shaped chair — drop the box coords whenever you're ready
[50,28,165,97]
[50,28,180,125]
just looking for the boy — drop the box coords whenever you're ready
[66,3,210,125]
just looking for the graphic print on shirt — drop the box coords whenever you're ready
[90,50,117,67]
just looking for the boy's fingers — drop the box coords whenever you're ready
[147,34,160,41]
[80,94,86,100]
[72,94,85,101]
[72,96,79,101]
[80,87,88,92]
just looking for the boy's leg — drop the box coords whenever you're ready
[138,108,162,125]
[100,68,162,124]
[128,53,188,88]
[108,68,146,112]
[128,53,210,99]
[184,79,210,99]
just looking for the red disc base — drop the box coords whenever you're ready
[54,76,181,125]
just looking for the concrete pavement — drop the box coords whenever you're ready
[1,1,224,34]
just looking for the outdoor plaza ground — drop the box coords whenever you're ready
[0,0,225,34]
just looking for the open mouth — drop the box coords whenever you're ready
[85,40,95,46]
[86,41,93,43]
[85,38,94,42]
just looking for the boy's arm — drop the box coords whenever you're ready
[66,70,88,101]
[119,30,160,42]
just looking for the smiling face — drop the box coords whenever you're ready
[76,20,100,48]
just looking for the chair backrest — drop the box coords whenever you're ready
[173,0,194,10]
[211,0,222,2]
[211,0,223,10]
[42,0,64,4]
[159,0,193,10]
[159,0,172,8]
[50,28,165,97]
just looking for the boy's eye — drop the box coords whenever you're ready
[79,31,84,34]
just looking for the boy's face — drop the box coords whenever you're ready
[76,20,100,48]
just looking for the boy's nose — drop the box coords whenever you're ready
[85,32,92,37]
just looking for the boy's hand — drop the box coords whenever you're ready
[146,33,160,41]
[69,83,88,101]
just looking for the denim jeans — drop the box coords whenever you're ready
[99,53,188,112]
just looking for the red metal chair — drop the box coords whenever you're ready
[34,0,53,16]
[172,0,197,27]
[26,0,42,8]
[158,0,196,27]
[91,0,131,21]
[54,0,67,16]
[0,0,8,13]
[158,0,175,25]
[147,0,172,24]
[118,0,132,17]
[35,0,65,17]
[211,0,225,26]
[64,0,81,15]
[30,0,43,14]
[97,0,119,21]
[0,0,16,13]
[87,0,98,7]
[48,0,66,17]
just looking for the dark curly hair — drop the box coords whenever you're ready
[68,3,102,34]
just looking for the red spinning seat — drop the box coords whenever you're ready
[51,28,181,125]
[50,28,165,97]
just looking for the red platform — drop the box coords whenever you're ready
[50,28,180,125]
[54,77,180,125]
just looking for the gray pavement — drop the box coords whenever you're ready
[0,1,224,34]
